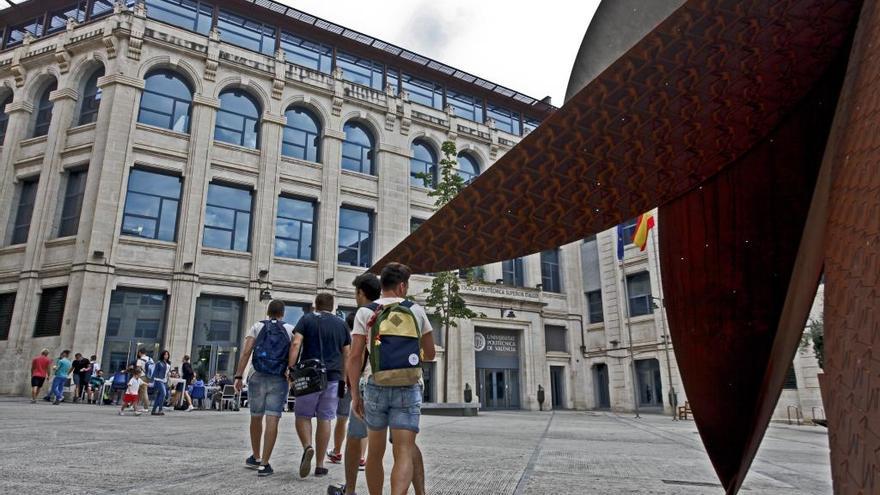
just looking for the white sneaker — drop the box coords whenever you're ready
[118,411,124,416]
[187,406,194,411]
[135,411,142,416]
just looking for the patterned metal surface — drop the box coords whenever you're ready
[823,1,880,493]
[373,0,861,275]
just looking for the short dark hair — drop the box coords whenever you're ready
[315,293,334,312]
[137,348,146,356]
[267,299,285,318]
[60,350,70,357]
[353,273,381,301]
[90,355,96,360]
[380,262,412,290]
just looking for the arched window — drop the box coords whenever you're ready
[0,92,12,146]
[33,81,57,138]
[282,106,321,162]
[410,139,436,187]
[457,152,480,183]
[78,67,104,126]
[341,121,374,175]
[215,89,261,149]
[138,70,193,133]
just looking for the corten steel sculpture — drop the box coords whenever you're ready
[371,1,878,493]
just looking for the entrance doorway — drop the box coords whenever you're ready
[477,368,520,410]
[550,366,566,409]
[635,358,663,408]
[191,296,243,380]
[101,289,167,374]
[593,363,610,409]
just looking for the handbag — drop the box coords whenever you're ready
[289,313,328,397]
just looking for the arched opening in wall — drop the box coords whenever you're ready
[77,65,105,126]
[138,69,194,133]
[456,151,480,184]
[282,105,321,163]
[31,79,58,138]
[215,88,262,149]
[0,90,13,147]
[410,138,437,187]
[341,120,375,175]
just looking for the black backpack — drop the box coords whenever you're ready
[252,319,291,376]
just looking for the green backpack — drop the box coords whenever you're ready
[367,300,423,386]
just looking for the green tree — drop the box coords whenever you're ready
[801,315,824,369]
[417,141,484,402]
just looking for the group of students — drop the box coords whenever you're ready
[30,345,204,416]
[235,262,433,495]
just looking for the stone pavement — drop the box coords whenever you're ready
[0,398,831,494]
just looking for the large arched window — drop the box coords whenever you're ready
[215,89,261,149]
[410,139,436,187]
[78,67,104,126]
[282,106,321,162]
[138,70,193,133]
[0,92,12,146]
[33,81,57,138]
[457,151,480,183]
[341,121,374,175]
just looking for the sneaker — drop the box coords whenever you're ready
[134,411,142,416]
[315,467,329,477]
[118,411,124,416]
[187,406,194,412]
[327,450,342,464]
[257,464,274,477]
[245,455,261,470]
[52,400,59,405]
[30,399,36,404]
[299,446,314,478]
[358,458,365,471]
[327,484,346,495]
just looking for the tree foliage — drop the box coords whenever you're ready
[801,315,824,369]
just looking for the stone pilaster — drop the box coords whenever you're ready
[316,128,344,288]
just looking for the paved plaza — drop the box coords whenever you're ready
[0,398,830,494]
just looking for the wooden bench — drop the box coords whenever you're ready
[678,401,692,420]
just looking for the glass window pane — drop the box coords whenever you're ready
[124,192,161,217]
[158,199,178,241]
[281,32,332,74]
[122,215,157,238]
[203,227,232,249]
[337,51,383,90]
[234,212,250,251]
[122,169,181,241]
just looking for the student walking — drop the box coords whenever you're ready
[350,263,435,495]
[328,273,381,495]
[289,293,351,478]
[30,349,52,404]
[135,349,154,412]
[233,300,294,478]
[49,350,73,405]
[151,350,171,415]
[181,355,195,411]
[71,353,91,402]
[120,368,144,416]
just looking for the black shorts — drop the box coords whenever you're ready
[31,376,46,388]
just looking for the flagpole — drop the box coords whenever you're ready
[649,217,678,420]
[619,259,641,419]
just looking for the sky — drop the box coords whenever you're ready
[277,0,602,106]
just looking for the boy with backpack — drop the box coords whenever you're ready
[135,349,154,412]
[233,300,294,477]
[349,263,435,495]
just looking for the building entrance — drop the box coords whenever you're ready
[550,365,566,409]
[474,328,521,410]
[101,289,167,374]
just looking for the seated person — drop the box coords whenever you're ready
[88,370,105,404]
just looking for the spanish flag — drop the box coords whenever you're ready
[632,212,655,251]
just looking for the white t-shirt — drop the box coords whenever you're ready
[126,377,143,395]
[352,298,433,378]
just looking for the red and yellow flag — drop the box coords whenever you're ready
[632,212,655,251]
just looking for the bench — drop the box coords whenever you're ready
[678,401,692,420]
[421,402,480,417]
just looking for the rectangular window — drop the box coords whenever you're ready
[626,272,653,317]
[89,0,135,19]
[4,16,44,48]
[338,207,372,267]
[280,32,332,74]
[121,168,182,242]
[47,2,88,35]
[545,325,568,353]
[586,290,604,324]
[336,51,384,90]
[386,68,400,96]
[487,104,521,135]
[447,90,484,123]
[410,217,425,234]
[11,178,38,245]
[523,117,542,134]
[217,9,277,56]
[203,182,253,252]
[283,302,310,326]
[0,293,14,340]
[621,217,638,245]
[401,73,443,110]
[33,286,67,338]
[146,0,214,35]
[502,258,525,287]
[58,169,87,238]
[274,196,316,260]
[540,249,562,292]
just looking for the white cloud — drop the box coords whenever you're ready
[276,0,601,105]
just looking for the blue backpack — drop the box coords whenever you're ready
[111,371,127,390]
[252,319,291,376]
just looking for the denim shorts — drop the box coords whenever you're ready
[247,372,288,417]
[294,381,339,421]
[337,387,352,417]
[364,381,422,433]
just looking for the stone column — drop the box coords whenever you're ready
[245,112,286,327]
[316,129,344,288]
[166,94,218,360]
[375,143,410,258]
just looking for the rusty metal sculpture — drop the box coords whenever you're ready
[372,1,878,493]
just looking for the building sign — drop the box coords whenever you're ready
[462,284,540,300]
[474,328,520,369]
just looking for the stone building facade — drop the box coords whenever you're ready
[0,0,823,416]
